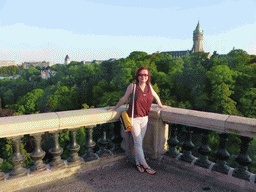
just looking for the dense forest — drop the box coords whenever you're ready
[0,65,22,75]
[0,49,256,173]
[0,49,255,117]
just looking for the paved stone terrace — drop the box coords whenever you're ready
[16,157,254,192]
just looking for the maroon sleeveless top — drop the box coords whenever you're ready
[127,83,154,118]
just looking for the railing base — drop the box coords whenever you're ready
[160,155,256,192]
[0,154,126,192]
[0,172,5,180]
[83,152,99,161]
[8,168,28,180]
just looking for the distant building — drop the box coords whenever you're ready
[64,55,71,64]
[22,61,56,69]
[0,61,18,68]
[75,60,106,65]
[92,59,105,64]
[40,68,56,79]
[161,21,210,58]
[81,60,92,64]
[65,54,109,65]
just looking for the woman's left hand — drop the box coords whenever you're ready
[159,105,166,109]
[106,107,114,111]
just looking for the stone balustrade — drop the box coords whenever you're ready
[156,106,256,187]
[0,106,126,191]
[0,104,256,191]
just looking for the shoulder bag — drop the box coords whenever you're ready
[120,83,136,132]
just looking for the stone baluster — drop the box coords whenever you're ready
[212,132,230,174]
[111,122,124,154]
[165,124,180,158]
[9,136,27,179]
[68,128,82,166]
[97,130,109,157]
[49,131,65,169]
[180,126,195,163]
[30,133,46,172]
[194,129,211,168]
[0,158,5,180]
[83,126,98,161]
[232,136,252,181]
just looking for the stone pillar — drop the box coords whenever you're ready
[165,124,180,158]
[30,133,46,172]
[9,136,27,179]
[111,121,124,154]
[194,129,211,168]
[49,131,65,169]
[143,108,169,159]
[212,132,230,174]
[0,158,5,180]
[68,129,82,166]
[96,130,110,157]
[232,136,252,181]
[68,128,82,166]
[179,126,195,163]
[83,126,98,161]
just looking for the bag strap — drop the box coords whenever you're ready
[131,83,136,126]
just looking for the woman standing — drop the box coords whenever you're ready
[107,66,165,175]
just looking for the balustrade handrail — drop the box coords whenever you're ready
[0,106,126,138]
[0,104,256,139]
[160,106,256,138]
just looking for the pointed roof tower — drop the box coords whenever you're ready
[65,55,70,61]
[194,20,203,34]
[64,55,70,64]
[192,21,204,52]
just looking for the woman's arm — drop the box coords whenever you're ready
[107,83,134,111]
[149,84,165,108]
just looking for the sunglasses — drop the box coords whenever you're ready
[138,74,148,77]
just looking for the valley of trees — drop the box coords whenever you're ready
[0,65,22,75]
[0,49,256,173]
[1,49,255,117]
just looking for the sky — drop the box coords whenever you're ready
[0,0,256,64]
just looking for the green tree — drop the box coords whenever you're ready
[110,62,133,91]
[149,53,170,73]
[174,54,207,109]
[209,54,228,67]
[10,89,44,114]
[20,67,40,81]
[238,88,256,118]
[99,60,117,83]
[206,65,237,89]
[227,49,250,70]
[0,65,22,75]
[92,79,112,106]
[98,91,124,107]
[209,83,240,115]
[128,51,148,61]
[47,85,78,112]
[38,84,58,112]
[3,89,15,106]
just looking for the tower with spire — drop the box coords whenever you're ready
[161,21,208,58]
[192,21,204,52]
[64,55,70,65]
